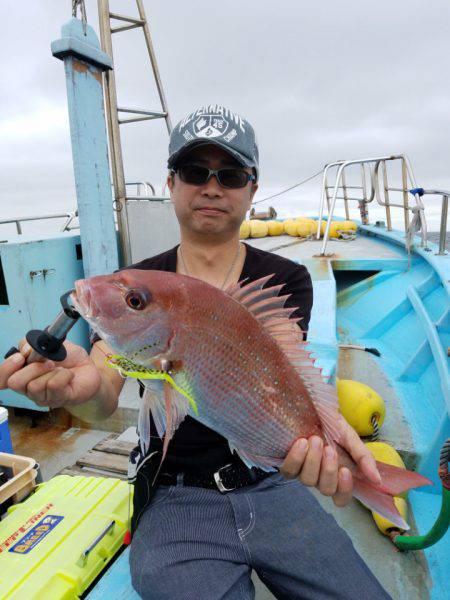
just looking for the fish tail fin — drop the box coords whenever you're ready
[353,479,409,530]
[353,462,432,530]
[374,461,433,496]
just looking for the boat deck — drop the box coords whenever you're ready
[246,230,405,261]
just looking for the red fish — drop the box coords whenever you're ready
[72,269,431,529]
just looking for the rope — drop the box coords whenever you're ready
[370,415,380,441]
[439,438,450,490]
[251,170,323,205]
[72,0,88,34]
[338,344,381,357]
[440,438,450,468]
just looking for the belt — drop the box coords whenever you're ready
[158,462,273,493]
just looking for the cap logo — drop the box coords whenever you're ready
[178,105,246,133]
[170,105,257,174]
[193,114,230,139]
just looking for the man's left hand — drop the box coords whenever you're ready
[280,415,381,507]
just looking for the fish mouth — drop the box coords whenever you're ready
[72,280,97,319]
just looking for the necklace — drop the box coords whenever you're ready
[179,243,242,290]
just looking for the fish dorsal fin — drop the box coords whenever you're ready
[226,274,342,446]
[226,274,293,316]
[230,274,274,300]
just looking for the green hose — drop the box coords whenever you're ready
[393,487,450,550]
[393,438,450,551]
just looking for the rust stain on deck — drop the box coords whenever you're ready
[9,411,109,480]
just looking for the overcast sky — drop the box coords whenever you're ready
[1,0,449,229]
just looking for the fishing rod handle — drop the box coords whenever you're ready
[4,342,52,364]
[3,289,80,364]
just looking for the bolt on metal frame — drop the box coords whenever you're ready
[97,0,172,265]
[317,155,428,256]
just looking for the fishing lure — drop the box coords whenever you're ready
[105,354,199,415]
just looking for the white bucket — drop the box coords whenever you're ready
[0,406,12,453]
[0,407,8,425]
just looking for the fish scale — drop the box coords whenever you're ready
[168,302,323,458]
[72,268,433,528]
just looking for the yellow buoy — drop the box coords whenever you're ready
[267,220,284,236]
[319,220,341,238]
[283,217,318,237]
[340,220,357,233]
[249,220,268,238]
[284,219,300,236]
[337,379,386,436]
[296,218,312,238]
[365,441,407,498]
[304,218,318,235]
[239,220,251,239]
[365,442,406,470]
[372,497,408,535]
[328,221,343,238]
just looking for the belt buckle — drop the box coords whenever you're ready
[213,463,235,492]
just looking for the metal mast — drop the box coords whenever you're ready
[97,0,172,265]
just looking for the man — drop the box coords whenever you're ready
[0,106,391,599]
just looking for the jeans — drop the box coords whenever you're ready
[129,472,392,600]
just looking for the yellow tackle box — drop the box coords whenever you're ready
[0,475,132,599]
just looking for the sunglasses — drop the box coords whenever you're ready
[172,164,256,189]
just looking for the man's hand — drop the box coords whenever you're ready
[0,339,102,409]
[280,414,381,507]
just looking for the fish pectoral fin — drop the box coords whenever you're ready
[148,381,192,486]
[161,382,174,463]
[228,441,279,473]
[162,382,191,450]
[148,381,185,487]
[144,379,192,444]
[138,388,155,456]
[143,380,166,439]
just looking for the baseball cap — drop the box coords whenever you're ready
[168,105,259,180]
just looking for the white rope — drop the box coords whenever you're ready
[252,170,323,205]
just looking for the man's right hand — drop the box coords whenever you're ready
[0,340,102,409]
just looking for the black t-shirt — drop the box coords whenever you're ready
[92,242,313,474]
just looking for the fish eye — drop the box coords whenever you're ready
[125,290,149,311]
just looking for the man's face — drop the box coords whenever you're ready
[167,144,258,239]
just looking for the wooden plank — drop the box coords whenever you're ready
[93,437,135,456]
[59,465,128,481]
[76,450,128,475]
